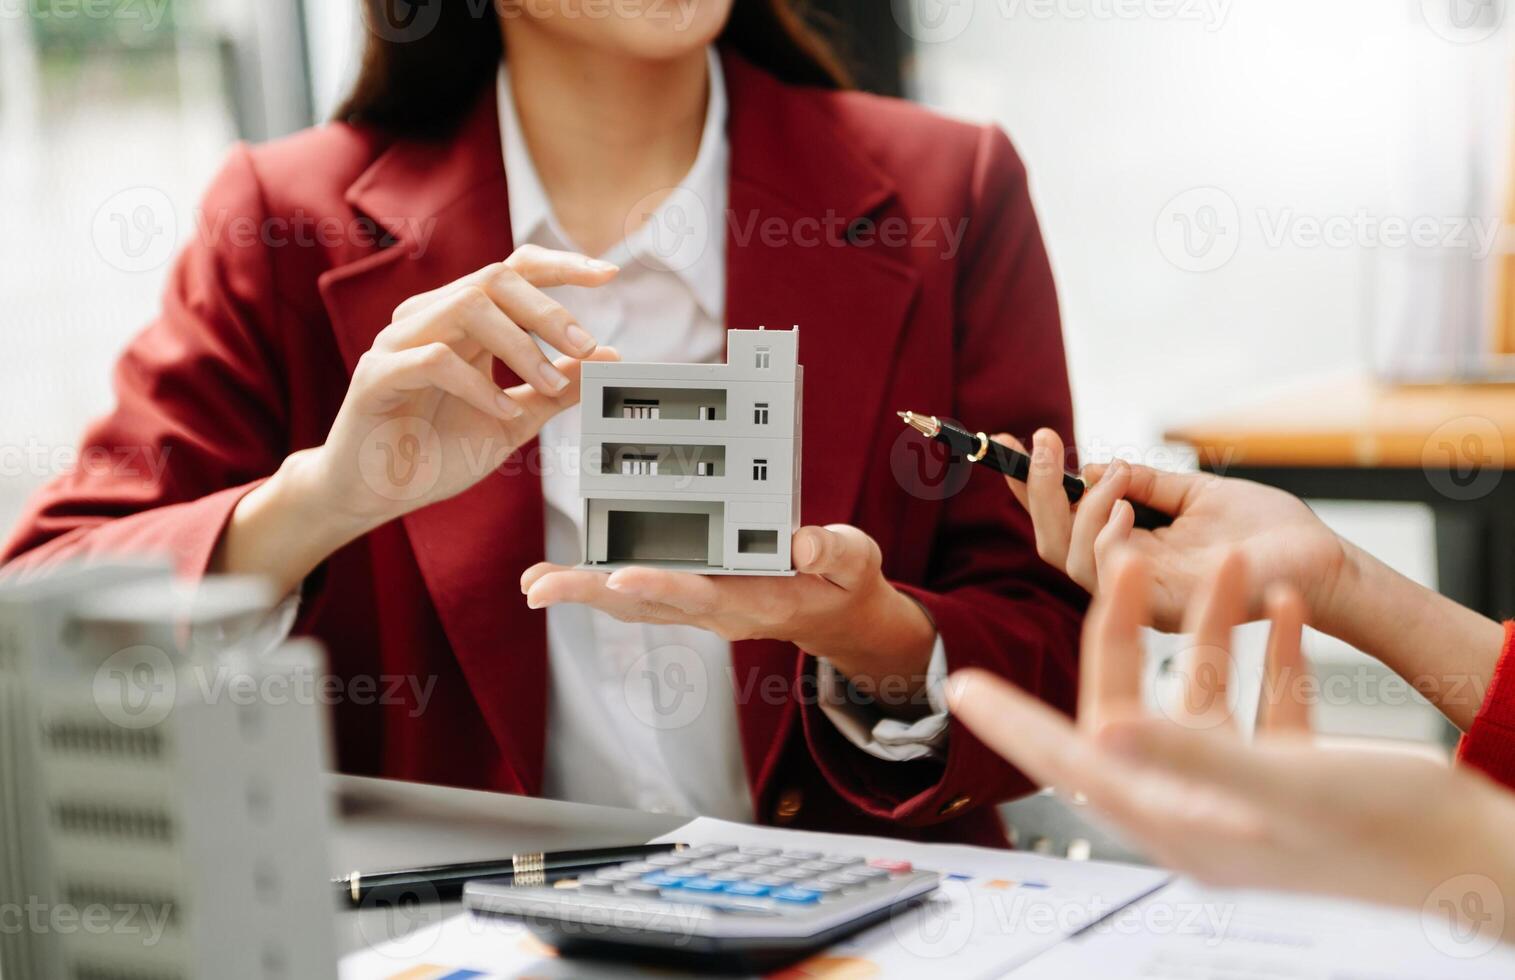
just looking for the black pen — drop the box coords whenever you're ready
[335,843,688,906]
[897,411,1172,530]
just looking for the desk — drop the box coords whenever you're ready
[330,775,685,956]
[1164,377,1515,622]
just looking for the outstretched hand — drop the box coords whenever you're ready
[946,549,1515,927]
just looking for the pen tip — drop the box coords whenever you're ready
[897,411,910,420]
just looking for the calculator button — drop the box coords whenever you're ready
[721,881,773,897]
[750,876,790,888]
[617,862,657,875]
[797,861,833,874]
[688,859,727,871]
[772,869,812,881]
[801,882,844,895]
[844,868,891,882]
[781,850,822,861]
[644,854,687,868]
[680,877,726,893]
[824,855,865,866]
[621,882,662,897]
[640,872,684,888]
[737,847,779,857]
[868,858,913,874]
[684,844,737,858]
[772,887,822,904]
[755,857,791,868]
[665,868,704,880]
[707,872,745,883]
[596,870,638,882]
[731,864,770,876]
[578,878,619,893]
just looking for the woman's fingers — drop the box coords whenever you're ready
[792,524,882,591]
[1026,428,1075,570]
[381,284,568,397]
[503,243,619,288]
[1081,551,1151,732]
[502,347,620,433]
[1258,584,1312,736]
[945,668,1090,792]
[1066,461,1131,588]
[357,343,520,422]
[606,566,725,616]
[523,566,685,624]
[1092,500,1136,573]
[1174,549,1249,730]
[992,433,1032,511]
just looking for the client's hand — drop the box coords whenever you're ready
[998,429,1347,632]
[521,524,937,711]
[946,550,1515,933]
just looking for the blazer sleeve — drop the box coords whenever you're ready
[1457,621,1515,789]
[799,125,1087,826]
[1,145,291,581]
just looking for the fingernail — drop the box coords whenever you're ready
[538,361,570,392]
[585,257,617,272]
[564,323,596,354]
[496,392,525,418]
[526,595,544,609]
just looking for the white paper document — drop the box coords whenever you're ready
[1016,878,1515,979]
[339,814,1171,979]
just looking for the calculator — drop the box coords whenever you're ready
[463,842,941,973]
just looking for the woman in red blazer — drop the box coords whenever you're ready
[0,1,1085,844]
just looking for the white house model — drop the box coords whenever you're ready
[578,327,801,575]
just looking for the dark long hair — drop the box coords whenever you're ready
[336,0,852,138]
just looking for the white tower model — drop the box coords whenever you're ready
[0,566,337,980]
[578,326,803,575]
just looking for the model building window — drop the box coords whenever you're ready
[754,347,771,369]
[622,399,660,420]
[753,403,769,425]
[752,459,768,481]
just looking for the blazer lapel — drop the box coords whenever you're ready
[721,52,922,798]
[317,89,549,794]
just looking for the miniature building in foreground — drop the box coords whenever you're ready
[579,327,802,575]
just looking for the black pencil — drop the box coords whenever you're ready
[896,411,1172,530]
[334,842,687,906]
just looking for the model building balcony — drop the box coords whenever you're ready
[603,387,726,421]
[598,443,726,479]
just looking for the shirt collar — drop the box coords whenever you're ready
[497,47,728,320]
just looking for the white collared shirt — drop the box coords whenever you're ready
[500,49,951,822]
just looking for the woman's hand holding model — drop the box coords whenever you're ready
[947,551,1515,934]
[1001,428,1506,729]
[213,246,621,598]
[521,526,939,712]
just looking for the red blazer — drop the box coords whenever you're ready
[2,51,1085,846]
[1460,621,1515,789]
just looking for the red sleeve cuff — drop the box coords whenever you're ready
[1456,620,1515,790]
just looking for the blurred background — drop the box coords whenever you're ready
[3,0,1512,750]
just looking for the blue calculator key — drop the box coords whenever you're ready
[722,881,772,897]
[680,877,726,893]
[772,887,822,905]
[641,872,683,888]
